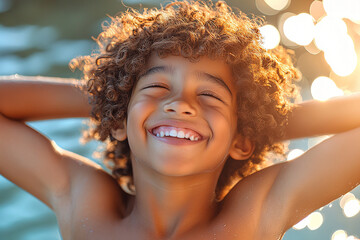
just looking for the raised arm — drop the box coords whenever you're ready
[0,74,91,121]
[263,94,360,233]
[282,93,360,140]
[0,75,98,208]
[223,94,360,239]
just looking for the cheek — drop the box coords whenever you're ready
[126,99,156,143]
[203,108,237,162]
[206,106,236,141]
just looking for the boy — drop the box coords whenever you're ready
[1,1,360,239]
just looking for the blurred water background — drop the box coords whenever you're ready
[0,0,360,239]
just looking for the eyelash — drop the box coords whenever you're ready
[200,92,223,102]
[142,84,169,90]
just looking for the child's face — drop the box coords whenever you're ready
[125,54,239,177]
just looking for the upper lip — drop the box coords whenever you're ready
[147,119,209,139]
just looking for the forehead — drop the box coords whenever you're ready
[143,53,235,88]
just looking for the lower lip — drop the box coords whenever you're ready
[149,131,203,145]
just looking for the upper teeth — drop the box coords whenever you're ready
[153,127,200,141]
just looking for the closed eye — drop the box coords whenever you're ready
[141,83,169,90]
[200,92,223,102]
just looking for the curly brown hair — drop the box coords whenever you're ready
[70,0,300,200]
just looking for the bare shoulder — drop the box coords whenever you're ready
[213,163,285,240]
[0,114,130,239]
[215,127,360,239]
[53,149,131,239]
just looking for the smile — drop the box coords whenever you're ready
[151,126,202,142]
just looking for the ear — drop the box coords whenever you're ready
[229,134,255,160]
[110,120,127,141]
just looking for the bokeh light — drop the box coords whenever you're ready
[323,34,357,76]
[287,149,304,161]
[310,76,344,101]
[304,40,321,55]
[332,230,348,240]
[1,1,359,240]
[310,0,326,21]
[259,24,281,49]
[323,0,360,24]
[340,193,356,209]
[277,12,298,47]
[283,13,315,46]
[292,211,324,231]
[343,199,360,218]
[314,16,348,52]
[307,212,323,230]
[276,0,360,79]
[256,0,279,15]
[293,215,309,230]
[323,0,350,19]
[264,0,290,11]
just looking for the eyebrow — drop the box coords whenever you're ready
[196,72,233,97]
[140,65,232,96]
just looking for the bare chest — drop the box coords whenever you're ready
[60,214,284,240]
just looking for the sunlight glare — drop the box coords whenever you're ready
[256,0,279,15]
[332,230,348,240]
[264,0,290,11]
[340,193,356,209]
[293,215,309,230]
[307,211,323,230]
[347,0,360,24]
[343,199,360,218]
[259,24,281,49]
[287,149,304,161]
[323,0,350,19]
[323,34,358,77]
[314,16,348,51]
[283,13,315,46]
[310,76,344,101]
[278,12,297,47]
[323,0,360,23]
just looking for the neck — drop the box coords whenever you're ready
[129,160,221,239]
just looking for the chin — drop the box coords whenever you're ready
[151,156,222,178]
[152,158,198,177]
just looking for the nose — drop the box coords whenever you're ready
[163,100,196,116]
